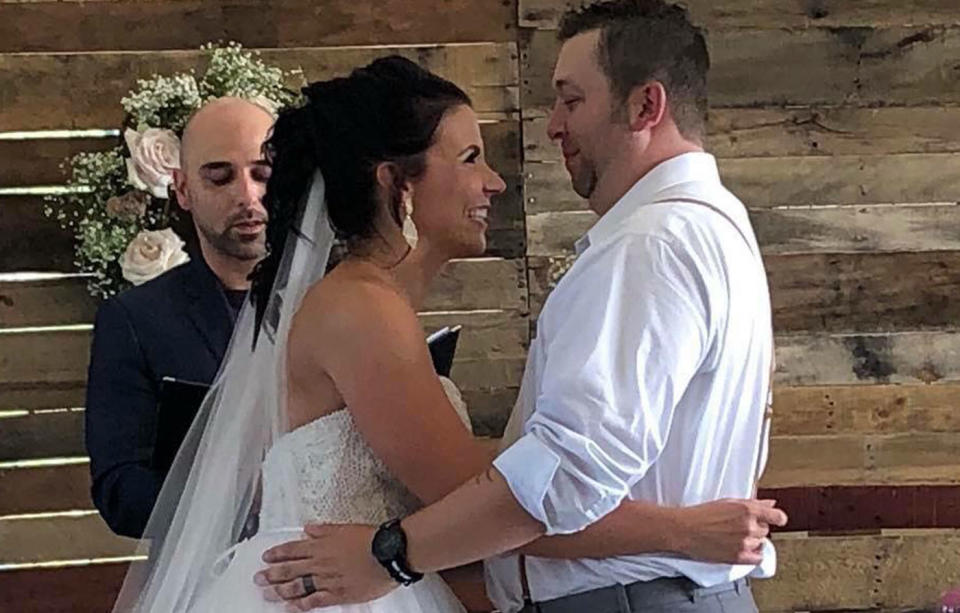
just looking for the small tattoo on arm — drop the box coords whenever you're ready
[469,467,497,488]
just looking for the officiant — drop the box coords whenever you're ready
[85,98,274,538]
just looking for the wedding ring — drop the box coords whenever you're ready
[301,574,317,596]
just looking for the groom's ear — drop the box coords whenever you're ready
[626,81,667,133]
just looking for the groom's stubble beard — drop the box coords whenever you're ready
[568,153,599,199]
[571,167,599,199]
[564,109,612,201]
[567,104,627,200]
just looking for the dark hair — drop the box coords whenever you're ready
[250,56,471,340]
[559,0,709,141]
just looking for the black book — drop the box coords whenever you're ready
[152,376,211,474]
[426,325,461,378]
[152,325,461,473]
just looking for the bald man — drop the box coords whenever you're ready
[85,98,274,537]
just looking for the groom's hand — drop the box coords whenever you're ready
[255,523,395,610]
[673,498,788,565]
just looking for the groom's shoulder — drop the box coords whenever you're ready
[638,185,745,240]
[614,205,696,251]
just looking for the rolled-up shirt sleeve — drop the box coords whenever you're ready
[493,234,709,535]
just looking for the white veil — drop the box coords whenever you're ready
[112,170,335,612]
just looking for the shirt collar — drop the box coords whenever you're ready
[575,152,721,255]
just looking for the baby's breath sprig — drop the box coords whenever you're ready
[121,74,202,131]
[199,42,301,108]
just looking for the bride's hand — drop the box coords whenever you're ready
[255,523,395,610]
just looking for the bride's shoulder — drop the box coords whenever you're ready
[294,266,417,338]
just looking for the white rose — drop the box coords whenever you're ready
[124,128,181,198]
[120,228,190,285]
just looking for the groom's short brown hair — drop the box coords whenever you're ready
[559,0,709,142]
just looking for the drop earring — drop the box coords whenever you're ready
[402,193,418,249]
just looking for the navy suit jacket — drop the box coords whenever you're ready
[85,256,237,537]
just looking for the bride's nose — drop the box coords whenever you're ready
[483,163,507,196]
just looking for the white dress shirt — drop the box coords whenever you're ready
[486,152,775,612]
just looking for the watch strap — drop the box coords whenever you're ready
[372,519,424,586]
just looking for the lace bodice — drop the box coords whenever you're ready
[259,378,470,530]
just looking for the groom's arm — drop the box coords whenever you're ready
[516,497,787,563]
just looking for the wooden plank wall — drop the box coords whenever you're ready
[519,1,960,611]
[1,0,959,611]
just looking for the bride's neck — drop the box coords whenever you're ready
[349,236,447,312]
[391,245,447,311]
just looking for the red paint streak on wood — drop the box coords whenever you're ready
[758,485,960,532]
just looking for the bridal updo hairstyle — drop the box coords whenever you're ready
[251,56,472,338]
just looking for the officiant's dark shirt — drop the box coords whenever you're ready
[85,255,242,537]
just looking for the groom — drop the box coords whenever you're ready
[259,2,782,611]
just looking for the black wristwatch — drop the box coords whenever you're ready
[371,519,424,586]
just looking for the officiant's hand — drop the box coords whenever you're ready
[256,523,394,610]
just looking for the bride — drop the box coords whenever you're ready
[113,56,504,612]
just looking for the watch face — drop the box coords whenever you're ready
[374,525,404,560]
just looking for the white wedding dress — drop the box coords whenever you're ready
[188,378,470,612]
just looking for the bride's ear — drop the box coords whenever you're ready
[375,162,419,248]
[374,162,400,223]
[374,162,396,192]
[375,162,414,225]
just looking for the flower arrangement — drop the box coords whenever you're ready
[44,43,301,298]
